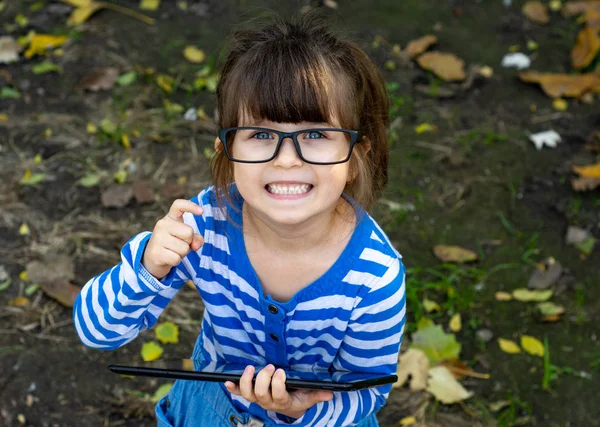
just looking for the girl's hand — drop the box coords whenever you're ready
[142,199,204,280]
[225,365,334,419]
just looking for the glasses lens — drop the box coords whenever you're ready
[225,128,352,163]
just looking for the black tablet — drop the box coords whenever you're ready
[108,359,397,392]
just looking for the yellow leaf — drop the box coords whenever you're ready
[549,0,562,12]
[155,321,179,344]
[416,51,466,81]
[18,223,30,236]
[156,74,174,93]
[86,122,98,133]
[423,298,440,313]
[19,271,29,281]
[498,338,521,354]
[177,1,188,10]
[0,114,8,122]
[571,26,600,70]
[399,416,417,426]
[33,154,42,165]
[60,0,93,6]
[449,313,461,332]
[24,34,69,58]
[433,245,478,263]
[552,98,568,111]
[415,123,437,134]
[527,40,539,51]
[573,163,600,178]
[67,3,103,25]
[509,44,520,52]
[495,291,513,301]
[426,366,473,404]
[512,288,553,302]
[183,45,206,63]
[121,134,131,150]
[519,71,600,98]
[140,0,160,11]
[114,169,127,184]
[44,128,52,137]
[478,66,493,78]
[8,297,30,307]
[521,335,544,357]
[141,341,163,361]
[197,106,208,120]
[404,35,438,58]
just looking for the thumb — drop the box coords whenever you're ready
[309,390,333,405]
[190,233,204,251]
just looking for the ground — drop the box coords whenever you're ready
[0,0,599,426]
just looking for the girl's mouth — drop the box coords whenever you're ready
[265,183,313,195]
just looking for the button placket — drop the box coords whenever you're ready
[263,301,287,366]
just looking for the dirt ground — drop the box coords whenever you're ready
[1,1,599,426]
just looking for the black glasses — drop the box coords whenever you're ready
[218,127,361,165]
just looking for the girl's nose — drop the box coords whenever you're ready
[273,137,303,167]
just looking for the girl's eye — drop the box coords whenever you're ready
[252,131,274,140]
[304,131,325,139]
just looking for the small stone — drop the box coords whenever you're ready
[528,257,562,289]
[565,226,590,245]
[476,329,494,342]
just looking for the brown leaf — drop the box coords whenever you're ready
[77,67,120,91]
[571,176,600,191]
[405,35,438,59]
[416,52,466,81]
[132,182,154,204]
[433,245,478,263]
[26,255,75,285]
[518,71,600,98]
[101,184,134,208]
[40,281,80,307]
[160,181,186,199]
[562,1,600,18]
[572,26,600,69]
[522,1,550,24]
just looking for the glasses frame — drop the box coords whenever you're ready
[218,126,361,165]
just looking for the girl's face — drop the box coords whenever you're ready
[220,119,352,228]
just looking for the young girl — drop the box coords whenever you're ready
[73,12,406,427]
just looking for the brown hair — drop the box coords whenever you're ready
[210,11,389,227]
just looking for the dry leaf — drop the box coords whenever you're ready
[40,281,80,307]
[8,297,30,307]
[441,359,490,380]
[26,255,75,285]
[495,291,513,301]
[519,71,600,98]
[24,35,69,59]
[405,35,438,58]
[67,2,103,25]
[571,26,600,69]
[64,0,155,26]
[76,67,119,91]
[416,52,466,81]
[399,417,417,426]
[101,184,134,208]
[521,335,544,357]
[573,162,600,178]
[561,1,600,18]
[449,314,461,332]
[132,182,154,204]
[512,288,553,302]
[394,348,430,391]
[433,245,478,263]
[426,366,473,404]
[498,338,521,354]
[522,1,550,24]
[183,45,205,63]
[571,176,600,191]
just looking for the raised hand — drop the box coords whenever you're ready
[225,365,334,419]
[142,199,204,279]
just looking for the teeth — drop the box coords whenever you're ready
[267,184,311,195]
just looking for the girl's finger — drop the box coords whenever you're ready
[254,364,276,404]
[238,366,257,402]
[271,369,290,406]
[225,381,240,395]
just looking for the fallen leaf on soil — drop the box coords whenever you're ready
[24,34,69,59]
[433,245,478,263]
[101,184,134,208]
[19,170,47,185]
[512,288,553,302]
[502,52,531,69]
[495,291,513,301]
[561,1,600,18]
[399,417,417,426]
[537,301,565,317]
[572,26,600,69]
[522,1,550,24]
[78,173,101,187]
[521,335,544,357]
[19,223,30,236]
[529,130,562,150]
[0,278,12,292]
[404,35,438,58]
[150,383,172,403]
[519,71,600,98]
[489,400,511,413]
[0,36,22,64]
[416,52,466,81]
[132,182,154,204]
[183,45,205,63]
[8,297,30,307]
[156,74,174,93]
[574,236,596,254]
[423,298,440,313]
[411,324,461,365]
[573,162,600,178]
[32,60,62,75]
[394,348,430,391]
[440,359,490,380]
[63,1,155,26]
[498,338,521,354]
[40,281,80,307]
[449,314,461,332]
[528,257,562,289]
[571,176,600,191]
[552,98,568,111]
[415,123,437,133]
[27,254,75,284]
[155,321,179,344]
[140,0,160,10]
[141,341,163,361]
[417,317,435,330]
[76,67,119,91]
[426,366,473,404]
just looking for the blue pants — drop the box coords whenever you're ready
[155,354,380,426]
